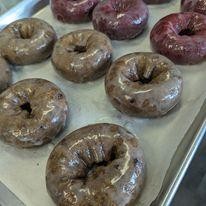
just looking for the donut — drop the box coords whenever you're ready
[143,0,171,4]
[52,29,112,83]
[92,0,149,40]
[181,0,206,15]
[0,57,12,93]
[0,18,57,65]
[150,12,206,64]
[51,0,99,23]
[46,123,145,206]
[0,78,68,148]
[105,53,183,117]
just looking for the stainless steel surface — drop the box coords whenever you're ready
[0,181,24,206]
[0,0,205,206]
[152,100,206,206]
[0,0,21,15]
[0,0,49,29]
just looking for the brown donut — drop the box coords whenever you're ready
[52,29,112,83]
[0,78,68,148]
[0,18,57,65]
[105,53,183,117]
[0,56,12,93]
[46,123,145,206]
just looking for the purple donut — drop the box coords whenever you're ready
[181,0,206,15]
[51,0,99,23]
[92,0,149,40]
[150,12,206,65]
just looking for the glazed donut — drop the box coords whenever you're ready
[0,78,68,148]
[0,18,57,65]
[0,57,11,93]
[143,0,171,4]
[92,0,149,40]
[181,0,206,15]
[52,29,112,83]
[51,0,99,23]
[150,12,206,65]
[105,53,183,117]
[46,123,145,206]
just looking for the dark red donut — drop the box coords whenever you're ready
[143,0,171,4]
[51,0,99,23]
[150,12,206,65]
[92,0,149,40]
[181,0,206,15]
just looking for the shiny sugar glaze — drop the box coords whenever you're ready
[46,123,145,206]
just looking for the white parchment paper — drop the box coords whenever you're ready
[0,0,206,205]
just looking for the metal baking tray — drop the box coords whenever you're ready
[0,0,205,205]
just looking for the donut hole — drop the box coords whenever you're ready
[88,160,108,173]
[129,98,135,104]
[139,76,153,84]
[123,56,171,84]
[18,24,34,39]
[85,145,118,179]
[20,102,32,114]
[179,28,195,36]
[123,64,154,84]
[73,45,87,53]
[110,145,118,161]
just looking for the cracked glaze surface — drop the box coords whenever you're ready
[0,78,68,148]
[105,53,183,117]
[46,123,145,206]
[0,56,11,93]
[150,12,206,64]
[52,29,112,83]
[0,18,57,65]
[92,0,149,40]
[181,0,206,15]
[51,0,99,23]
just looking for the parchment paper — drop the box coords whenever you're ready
[0,0,206,205]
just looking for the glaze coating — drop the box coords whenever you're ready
[46,123,146,206]
[150,12,206,64]
[181,0,206,15]
[0,78,68,148]
[52,29,112,83]
[51,0,99,23]
[0,57,11,93]
[0,18,57,65]
[92,0,149,40]
[105,53,183,117]
[143,0,171,4]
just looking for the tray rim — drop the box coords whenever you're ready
[0,0,49,29]
[0,0,205,205]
